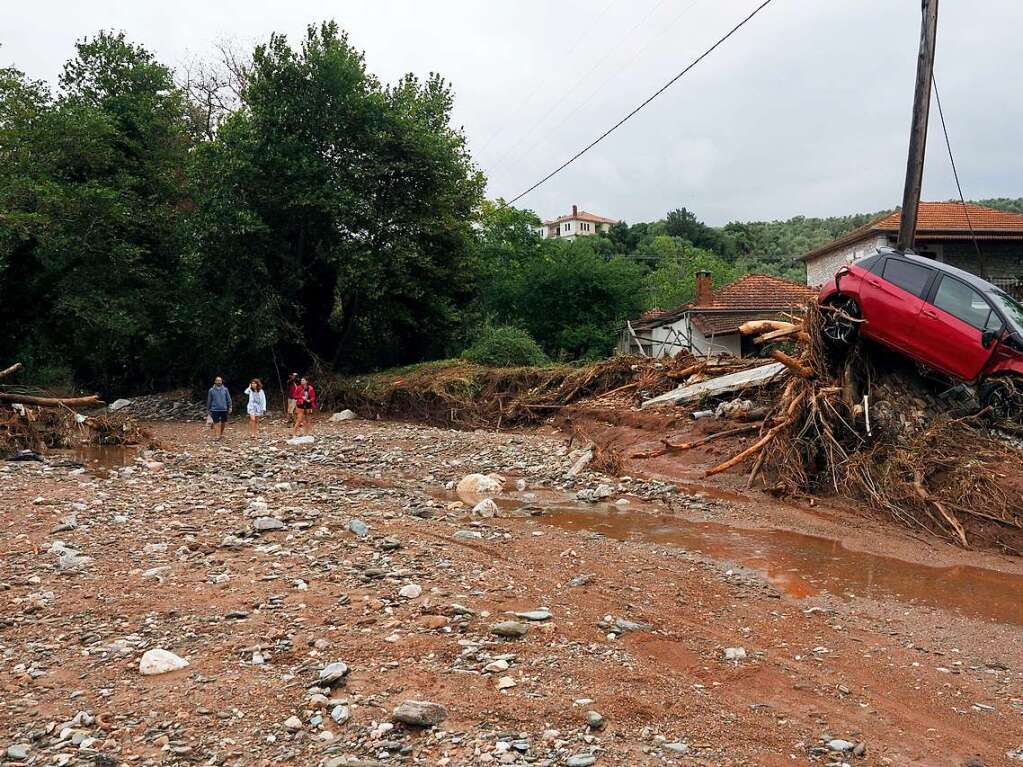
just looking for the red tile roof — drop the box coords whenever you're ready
[629,274,816,335]
[801,202,1023,261]
[545,210,619,226]
[700,273,817,311]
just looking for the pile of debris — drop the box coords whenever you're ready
[109,391,207,422]
[328,355,737,429]
[642,306,1023,551]
[0,363,154,454]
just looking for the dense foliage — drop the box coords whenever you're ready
[2,26,1020,391]
[461,326,548,368]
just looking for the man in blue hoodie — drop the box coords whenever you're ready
[206,376,232,440]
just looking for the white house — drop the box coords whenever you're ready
[800,202,1023,293]
[537,204,618,241]
[620,272,817,358]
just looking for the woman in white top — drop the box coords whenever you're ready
[244,379,267,439]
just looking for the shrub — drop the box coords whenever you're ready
[462,326,549,368]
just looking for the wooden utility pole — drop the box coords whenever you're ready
[897,0,939,252]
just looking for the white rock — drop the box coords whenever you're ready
[330,410,358,422]
[456,473,505,498]
[472,498,499,518]
[107,398,132,412]
[139,648,189,675]
[724,646,747,661]
[284,715,303,731]
[286,436,315,445]
[399,583,423,599]
[496,676,517,690]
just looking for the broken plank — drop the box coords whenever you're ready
[640,362,786,410]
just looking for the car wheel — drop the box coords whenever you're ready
[980,376,1023,422]
[822,296,861,347]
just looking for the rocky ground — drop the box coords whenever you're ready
[2,417,1022,767]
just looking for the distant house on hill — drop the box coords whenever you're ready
[537,204,618,241]
[620,272,817,358]
[800,202,1023,296]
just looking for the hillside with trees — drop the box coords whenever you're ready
[2,24,1020,390]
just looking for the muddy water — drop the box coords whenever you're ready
[62,445,139,476]
[538,505,1023,626]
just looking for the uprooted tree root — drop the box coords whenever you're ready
[710,303,1023,550]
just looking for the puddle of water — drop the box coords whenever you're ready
[537,505,1023,626]
[59,445,139,476]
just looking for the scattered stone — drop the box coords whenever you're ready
[139,648,189,675]
[496,676,517,690]
[568,574,595,588]
[662,742,689,754]
[566,754,597,766]
[514,608,551,621]
[284,715,303,731]
[6,744,29,762]
[399,583,423,599]
[319,661,350,687]
[348,518,369,537]
[253,517,285,532]
[491,621,528,638]
[107,398,132,412]
[472,498,499,518]
[827,739,855,752]
[392,700,448,727]
[456,473,505,497]
[330,409,358,422]
[586,711,605,730]
[724,646,747,661]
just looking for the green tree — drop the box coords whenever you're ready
[642,237,736,309]
[0,33,194,390]
[191,22,485,376]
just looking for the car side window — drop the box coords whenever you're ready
[881,259,933,298]
[932,276,996,331]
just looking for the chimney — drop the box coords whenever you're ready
[572,204,578,218]
[695,271,713,306]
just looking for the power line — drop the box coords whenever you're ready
[503,0,777,208]
[476,0,624,156]
[487,0,671,173]
[493,0,703,180]
[931,74,987,278]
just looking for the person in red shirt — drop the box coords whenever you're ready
[292,376,317,437]
[286,372,301,426]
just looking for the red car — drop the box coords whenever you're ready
[818,247,1023,416]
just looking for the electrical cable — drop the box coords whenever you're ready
[931,74,987,278]
[503,0,777,207]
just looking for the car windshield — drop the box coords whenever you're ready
[989,289,1023,334]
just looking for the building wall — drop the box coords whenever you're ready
[620,317,741,358]
[938,240,1023,280]
[804,234,889,286]
[805,236,1023,287]
[538,219,613,241]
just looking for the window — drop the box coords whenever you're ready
[853,253,880,272]
[932,276,997,331]
[881,259,933,298]
[564,222,571,232]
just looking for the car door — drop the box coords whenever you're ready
[858,257,935,353]
[913,274,1001,380]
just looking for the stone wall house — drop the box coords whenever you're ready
[801,202,1023,296]
[620,273,817,358]
[536,204,619,241]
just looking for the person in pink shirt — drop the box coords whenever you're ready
[292,376,317,436]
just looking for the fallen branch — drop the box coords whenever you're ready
[0,362,23,381]
[662,422,763,450]
[739,320,795,336]
[913,469,968,547]
[0,393,103,408]
[769,349,814,379]
[704,419,791,477]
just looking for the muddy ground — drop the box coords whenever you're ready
[2,416,1022,767]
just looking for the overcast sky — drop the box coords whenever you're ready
[4,1,1020,225]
